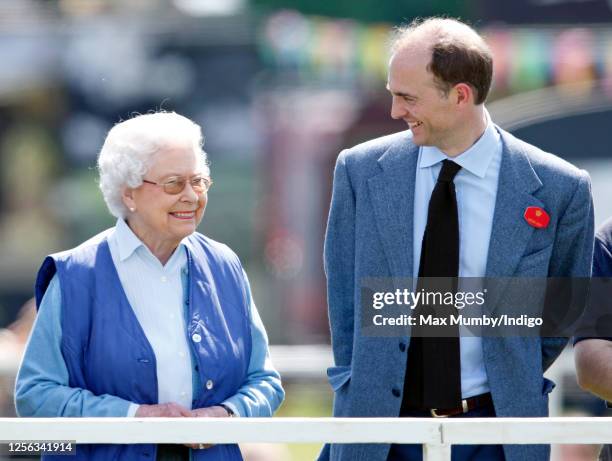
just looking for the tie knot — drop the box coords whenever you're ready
[437,159,462,183]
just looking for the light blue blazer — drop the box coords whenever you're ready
[320,127,594,461]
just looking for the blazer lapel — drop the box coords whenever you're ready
[367,136,418,278]
[485,128,544,309]
[486,129,545,276]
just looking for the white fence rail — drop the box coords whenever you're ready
[1,417,612,460]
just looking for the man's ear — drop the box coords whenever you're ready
[122,187,137,213]
[454,83,474,105]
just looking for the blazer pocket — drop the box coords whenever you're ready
[327,365,352,392]
[516,244,554,273]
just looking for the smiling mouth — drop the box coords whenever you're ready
[408,121,423,129]
[170,211,195,220]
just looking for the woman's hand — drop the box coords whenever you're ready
[186,405,232,450]
[190,405,230,418]
[135,402,192,417]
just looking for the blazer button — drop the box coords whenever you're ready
[205,379,214,390]
[399,342,406,352]
[392,387,401,398]
[192,333,202,343]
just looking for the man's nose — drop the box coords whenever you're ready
[390,98,406,120]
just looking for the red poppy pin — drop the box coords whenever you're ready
[524,206,550,229]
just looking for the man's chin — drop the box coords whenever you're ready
[409,129,426,144]
[411,135,428,146]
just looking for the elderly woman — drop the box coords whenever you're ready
[15,112,284,461]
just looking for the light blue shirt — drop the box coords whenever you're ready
[413,113,502,398]
[16,220,283,418]
[109,218,192,415]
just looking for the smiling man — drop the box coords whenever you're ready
[320,18,594,461]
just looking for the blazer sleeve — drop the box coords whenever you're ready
[542,170,594,370]
[324,151,356,368]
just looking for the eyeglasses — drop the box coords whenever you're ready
[142,176,213,195]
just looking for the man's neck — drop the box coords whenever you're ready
[439,109,488,157]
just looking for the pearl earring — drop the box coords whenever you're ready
[129,207,135,212]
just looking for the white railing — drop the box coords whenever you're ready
[1,417,612,461]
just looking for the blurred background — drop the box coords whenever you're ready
[1,0,612,460]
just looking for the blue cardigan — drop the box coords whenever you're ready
[17,230,283,461]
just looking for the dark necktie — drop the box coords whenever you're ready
[402,159,462,411]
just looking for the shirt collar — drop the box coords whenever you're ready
[114,218,191,264]
[114,218,145,261]
[419,110,497,179]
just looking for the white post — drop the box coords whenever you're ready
[423,443,451,461]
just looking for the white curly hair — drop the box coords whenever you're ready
[97,111,210,218]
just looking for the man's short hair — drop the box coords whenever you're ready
[391,18,493,105]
